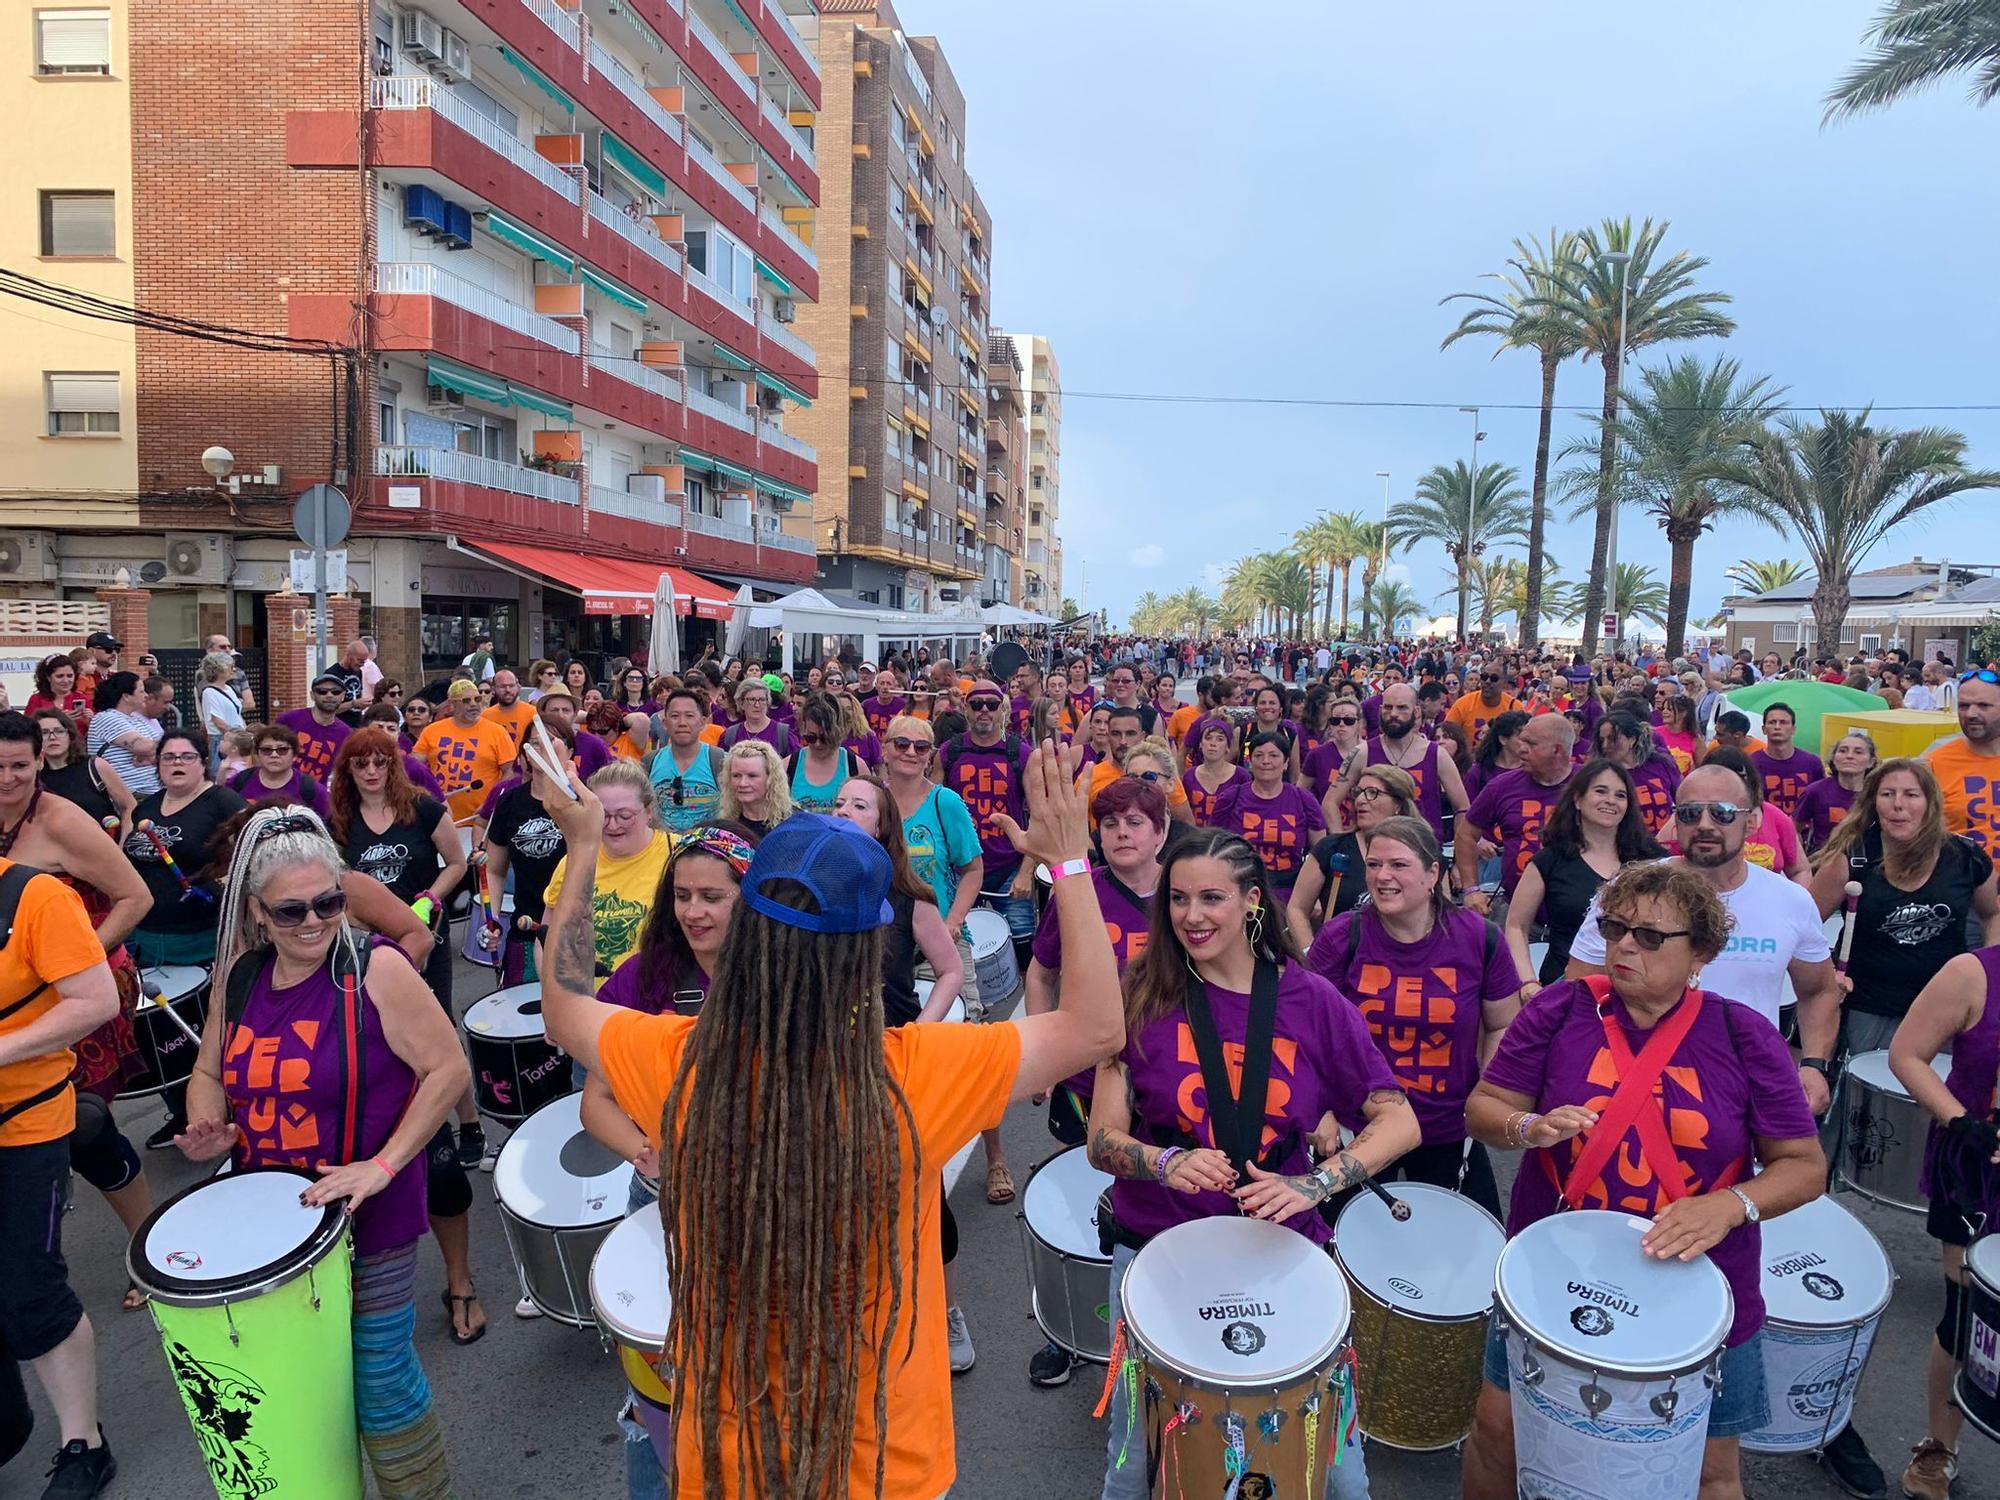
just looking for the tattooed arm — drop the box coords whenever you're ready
[1085,1059,1237,1194]
[1306,1089,1420,1187]
[538,765,618,1074]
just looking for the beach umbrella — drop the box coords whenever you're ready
[1723,680,1879,755]
[648,572,680,676]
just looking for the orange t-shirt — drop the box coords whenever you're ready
[1083,757,1189,816]
[1928,734,2000,858]
[481,700,538,753]
[598,1008,1020,1500]
[1166,702,1202,747]
[414,717,517,823]
[698,723,725,748]
[1444,689,1521,744]
[0,862,108,1145]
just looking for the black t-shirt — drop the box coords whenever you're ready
[1530,844,1611,984]
[882,888,920,1028]
[342,795,448,905]
[485,784,566,924]
[1848,832,1995,1018]
[1307,832,1366,919]
[125,784,250,934]
[42,759,117,829]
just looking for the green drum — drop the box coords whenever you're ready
[128,1166,363,1499]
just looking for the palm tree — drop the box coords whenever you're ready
[1723,558,1811,598]
[1130,590,1165,635]
[1826,1,2000,121]
[1388,462,1531,643]
[1706,410,2000,651]
[1168,586,1218,636]
[1537,218,1736,656]
[1462,556,1530,640]
[1353,520,1397,637]
[1365,579,1423,638]
[1441,229,1586,654]
[1291,514,1341,639]
[1324,511,1365,638]
[1611,563,1671,629]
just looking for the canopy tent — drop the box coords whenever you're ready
[981,603,1060,628]
[746,588,986,673]
[1722,680,1880,755]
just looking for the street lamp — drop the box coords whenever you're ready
[200,446,234,483]
[1599,250,1632,649]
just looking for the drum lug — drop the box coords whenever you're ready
[308,1264,321,1313]
[224,1302,240,1348]
[1703,1355,1722,1390]
[1578,1378,1610,1418]
[1649,1378,1680,1423]
[1518,1347,1544,1388]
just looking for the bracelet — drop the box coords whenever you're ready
[370,1155,396,1180]
[1153,1146,1184,1183]
[1517,1112,1543,1147]
[1047,857,1091,884]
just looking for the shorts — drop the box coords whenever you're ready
[0,1137,85,1360]
[1482,1318,1771,1440]
[1928,1187,1984,1249]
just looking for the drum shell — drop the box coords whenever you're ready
[1741,1316,1883,1454]
[1958,1233,2000,1443]
[1339,1271,1487,1451]
[1838,1060,1932,1211]
[499,1206,617,1327]
[966,908,1020,1000]
[1135,1349,1352,1496]
[118,991,208,1099]
[1019,1220,1112,1363]
[464,1029,572,1124]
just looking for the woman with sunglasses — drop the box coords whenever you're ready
[229,723,332,817]
[1211,730,1326,905]
[783,694,860,815]
[176,806,468,1497]
[1795,729,1877,853]
[397,692,432,752]
[1286,764,1419,948]
[1462,861,1825,1500]
[32,707,134,841]
[613,668,650,715]
[1505,759,1663,988]
[1302,698,1366,804]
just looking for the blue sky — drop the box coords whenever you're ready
[894,0,2000,630]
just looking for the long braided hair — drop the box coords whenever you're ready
[658,874,921,1499]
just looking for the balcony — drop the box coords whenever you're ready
[757,307,814,366]
[377,445,580,505]
[589,40,683,146]
[763,529,815,555]
[758,417,814,461]
[685,507,756,543]
[758,202,817,270]
[686,7,753,101]
[1025,541,1049,567]
[590,350,682,402]
[759,93,817,171]
[684,262,755,330]
[375,262,580,354]
[522,0,582,51]
[687,136,757,214]
[687,385,755,432]
[370,77,579,204]
[586,189,683,275]
[590,483,683,528]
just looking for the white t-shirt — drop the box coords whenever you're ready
[1568,861,1830,1029]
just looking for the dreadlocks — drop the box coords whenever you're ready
[657,875,921,1500]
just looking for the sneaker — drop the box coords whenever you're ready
[456,1122,486,1170]
[41,1429,114,1498]
[479,1138,501,1174]
[1901,1438,1958,1500]
[144,1119,181,1151]
[1027,1341,1073,1388]
[514,1294,544,1320]
[945,1306,974,1374]
[1820,1423,1886,1499]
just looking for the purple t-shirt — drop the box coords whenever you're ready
[1627,752,1682,837]
[862,693,908,738]
[1464,767,1575,897]
[1751,748,1825,818]
[597,951,709,1016]
[1483,978,1818,1347]
[1183,763,1248,826]
[721,719,790,753]
[274,709,351,783]
[1360,736,1449,846]
[1212,781,1327,894]
[1302,739,1349,802]
[1305,907,1519,1144]
[1923,946,2000,1216]
[843,730,882,766]
[403,753,445,802]
[229,766,331,819]
[1109,963,1397,1245]
[941,736,1031,875]
[1031,865,1155,1098]
[1793,777,1856,851]
[1360,693,1385,736]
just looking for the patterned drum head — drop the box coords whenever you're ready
[1758,1195,1893,1328]
[1335,1181,1502,1321]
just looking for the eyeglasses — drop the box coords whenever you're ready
[967,697,1003,710]
[1673,802,1747,827]
[262,890,348,928]
[158,752,203,766]
[889,736,933,754]
[1598,917,1692,952]
[603,808,645,825]
[1328,715,1359,726]
[1353,786,1386,801]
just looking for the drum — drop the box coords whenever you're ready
[1494,1210,1733,1500]
[1742,1195,1893,1454]
[494,1092,630,1325]
[462,983,573,1124]
[119,964,210,1099]
[129,1166,362,1499]
[590,1208,674,1408]
[1034,862,1052,913]
[1118,1217,1355,1498]
[966,907,1020,1000]
[912,977,966,1024]
[1838,1049,1951,1211]
[1334,1181,1503,1450]
[1017,1145,1114,1361]
[1958,1232,2000,1441]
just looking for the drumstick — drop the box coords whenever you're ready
[1324,850,1351,915]
[1836,880,1863,976]
[1363,1175,1412,1222]
[146,989,205,1047]
[136,821,216,906]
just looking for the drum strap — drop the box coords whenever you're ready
[1179,957,1281,1179]
[0,864,54,1026]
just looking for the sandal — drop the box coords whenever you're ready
[441,1288,487,1345]
[985,1163,1016,1205]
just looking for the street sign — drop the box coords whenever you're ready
[290,549,347,595]
[292,485,351,548]
[1601,613,1619,637]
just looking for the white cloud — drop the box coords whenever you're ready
[1128,543,1166,568]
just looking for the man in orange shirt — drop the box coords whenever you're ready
[1444,665,1522,746]
[415,680,516,824]
[1926,669,2000,859]
[0,853,121,1493]
[480,669,538,752]
[1082,706,1193,824]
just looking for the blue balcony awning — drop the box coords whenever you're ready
[759,372,812,408]
[677,449,719,475]
[478,210,576,273]
[507,383,574,421]
[498,47,574,115]
[711,457,754,485]
[758,476,811,503]
[602,132,667,199]
[425,355,510,405]
[753,256,793,296]
[709,342,756,373]
[580,265,648,313]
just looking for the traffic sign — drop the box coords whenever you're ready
[292,485,351,549]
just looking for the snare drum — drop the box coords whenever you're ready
[462,984,573,1124]
[966,907,1020,1000]
[1839,1049,1950,1211]
[1119,1217,1355,1498]
[130,1167,363,1499]
[119,964,210,1099]
[912,977,966,1024]
[1334,1181,1503,1450]
[494,1093,629,1325]
[1495,1210,1733,1500]
[1017,1145,1114,1361]
[1742,1195,1892,1454]
[1957,1232,2000,1442]
[591,1208,674,1408]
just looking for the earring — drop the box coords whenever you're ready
[1247,905,1265,950]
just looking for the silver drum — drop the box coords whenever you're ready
[1838,1049,1948,1212]
[493,1093,629,1325]
[1016,1145,1114,1361]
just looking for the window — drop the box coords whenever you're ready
[37,9,110,75]
[40,191,114,256]
[45,371,118,434]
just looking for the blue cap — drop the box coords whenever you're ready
[740,814,894,934]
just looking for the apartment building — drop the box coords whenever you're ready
[982,333,1026,606]
[793,0,993,612]
[5,0,824,692]
[1006,331,1061,611]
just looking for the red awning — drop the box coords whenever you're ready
[469,543,736,619]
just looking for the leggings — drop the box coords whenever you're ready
[353,1242,456,1500]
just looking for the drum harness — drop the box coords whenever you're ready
[0,864,78,1132]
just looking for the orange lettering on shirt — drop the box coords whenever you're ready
[278,1102,320,1154]
[290,1020,319,1049]
[246,1034,280,1091]
[277,1057,312,1094]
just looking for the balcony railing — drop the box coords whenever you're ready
[376,445,580,504]
[685,507,756,543]
[590,350,682,402]
[762,528,814,554]
[371,77,580,203]
[686,136,756,213]
[590,483,683,527]
[686,385,755,432]
[758,201,817,270]
[756,307,814,365]
[375,261,581,354]
[763,0,812,66]
[586,189,684,274]
[522,0,581,51]
[686,7,752,100]
[758,418,814,460]
[684,262,755,327]
[589,41,682,144]
[758,93,817,171]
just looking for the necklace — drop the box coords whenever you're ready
[1376,732,1426,770]
[0,784,43,858]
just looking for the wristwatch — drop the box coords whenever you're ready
[1728,1186,1760,1224]
[1306,1165,1338,1197]
[1799,1057,1832,1079]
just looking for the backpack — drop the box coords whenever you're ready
[225,939,374,1164]
[722,721,792,757]
[939,732,1024,788]
[1335,906,1499,993]
[0,866,74,1129]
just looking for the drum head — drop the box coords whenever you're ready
[1034,863,1052,887]
[910,978,966,1023]
[1758,1195,1893,1327]
[130,1166,345,1306]
[965,908,1009,959]
[1967,1233,2000,1296]
[1496,1211,1731,1377]
[1334,1181,1502,1321]
[1842,1049,1904,1096]
[988,641,1029,682]
[591,1210,672,1353]
[1022,1145,1112,1264]
[1121,1217,1350,1386]
[464,985,548,1039]
[494,1093,628,1229]
[141,965,209,1003]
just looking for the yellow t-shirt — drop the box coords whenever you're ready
[0,862,107,1145]
[542,830,674,986]
[597,1007,1020,1500]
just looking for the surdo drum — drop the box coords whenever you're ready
[1838,1050,1950,1212]
[120,965,211,1099]
[494,1093,629,1325]
[461,983,573,1124]
[965,906,1020,1000]
[590,1208,674,1409]
[1955,1232,2000,1443]
[1017,1145,1115,1361]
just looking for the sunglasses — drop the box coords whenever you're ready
[1961,669,2000,685]
[1673,802,1747,827]
[1481,675,1502,683]
[1328,715,1359,726]
[1132,770,1167,783]
[262,890,348,928]
[800,733,825,746]
[258,744,293,756]
[889,736,933,753]
[354,755,393,770]
[967,697,1003,710]
[1598,917,1691,952]
[666,775,685,807]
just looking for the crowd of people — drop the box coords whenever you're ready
[3,623,2000,1499]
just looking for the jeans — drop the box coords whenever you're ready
[978,858,1039,945]
[1101,1242,1370,1500]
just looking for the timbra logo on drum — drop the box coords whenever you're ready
[1769,1250,1848,1302]
[1219,1320,1267,1357]
[1566,1280,1637,1336]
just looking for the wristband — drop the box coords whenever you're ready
[1047,857,1090,884]
[370,1155,396,1180]
[1153,1146,1184,1183]
[1799,1057,1831,1079]
[1517,1112,1543,1147]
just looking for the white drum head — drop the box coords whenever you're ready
[136,1168,334,1287]
[464,985,548,1039]
[912,978,965,1023]
[494,1093,627,1228]
[1022,1145,1112,1263]
[1495,1211,1732,1376]
[966,907,1010,959]
[1035,863,1052,887]
[1844,1049,1948,1097]
[1758,1195,1893,1327]
[1121,1217,1350,1386]
[1335,1181,1502,1321]
[591,1210,672,1352]
[141,965,209,1003]
[1966,1233,2000,1295]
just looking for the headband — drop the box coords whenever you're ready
[678,827,757,877]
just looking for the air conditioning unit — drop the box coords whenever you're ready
[400,9,444,62]
[773,297,797,324]
[434,29,471,83]
[163,533,234,585]
[425,384,467,411]
[0,531,56,582]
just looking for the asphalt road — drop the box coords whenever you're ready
[17,958,2000,1499]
